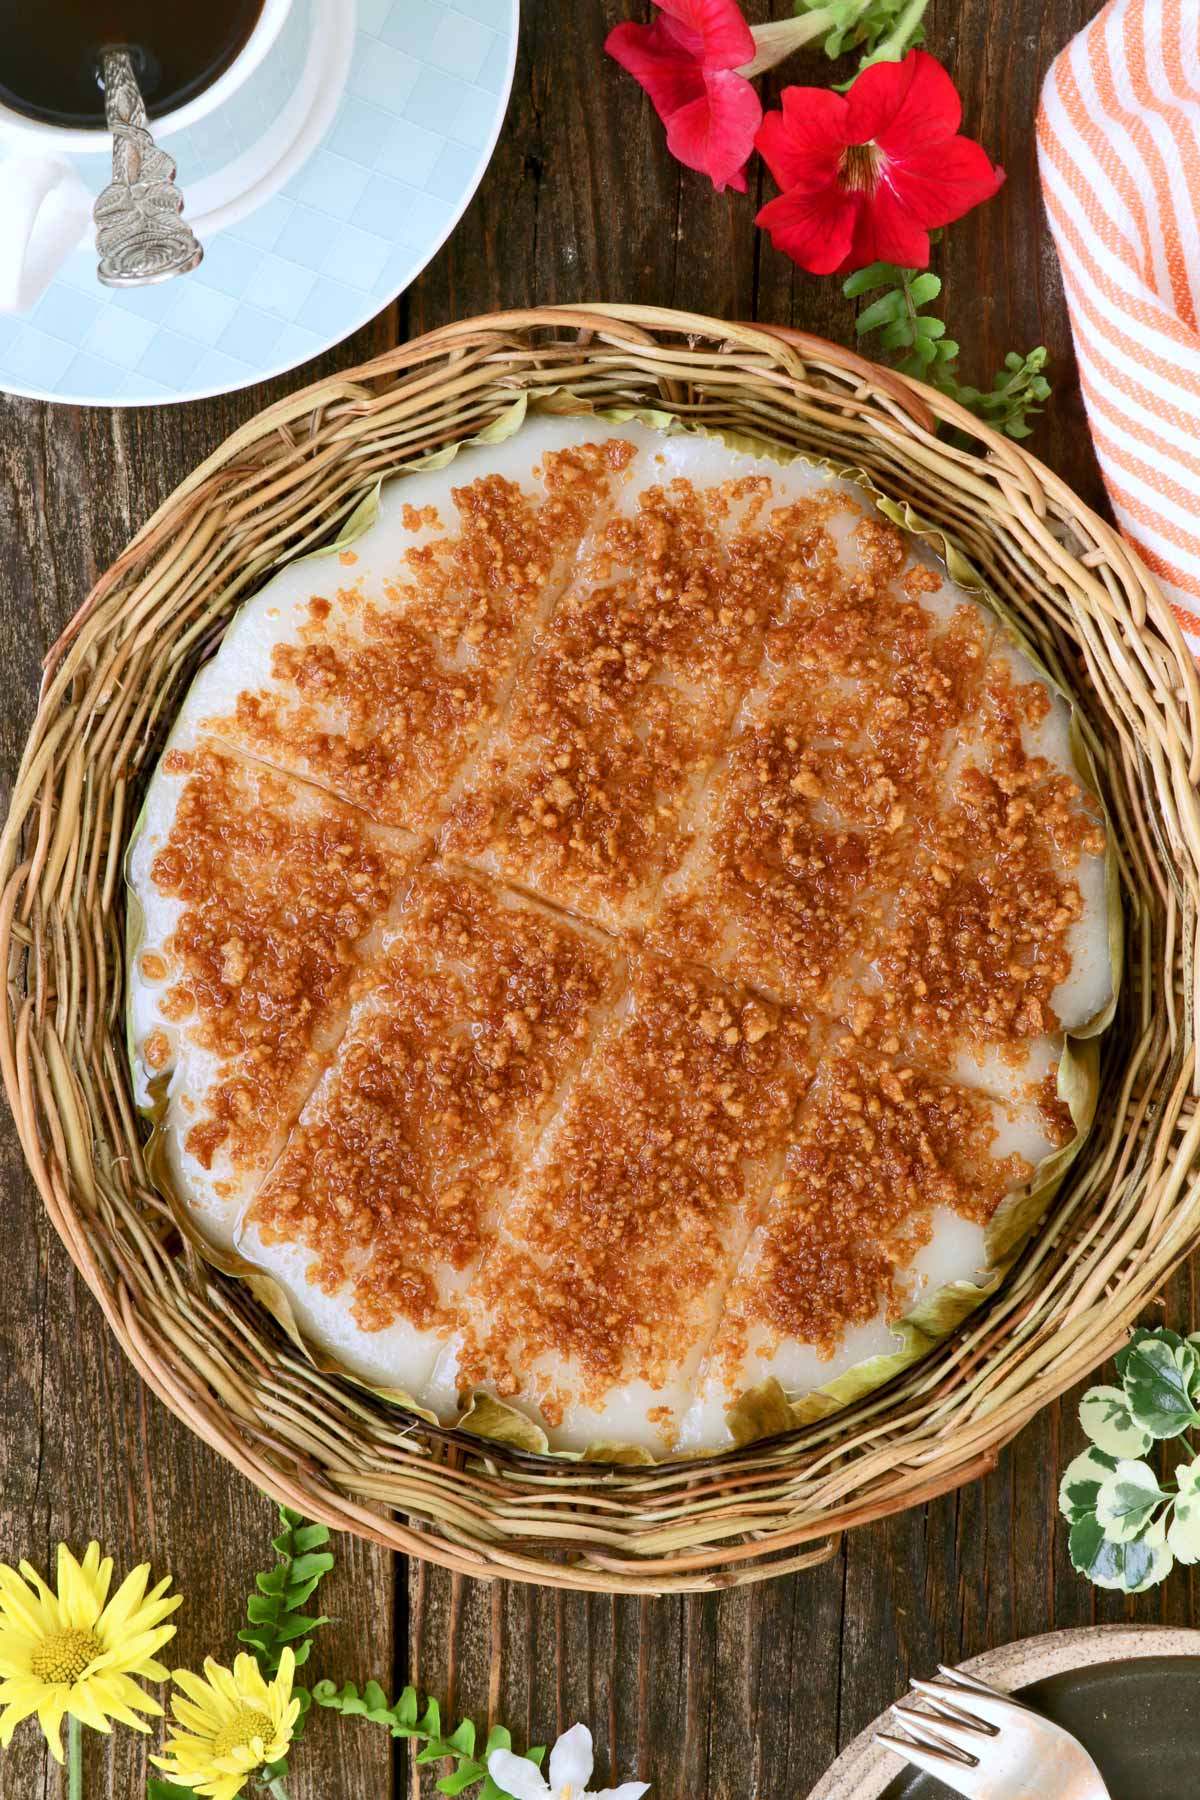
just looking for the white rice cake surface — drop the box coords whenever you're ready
[676,1042,1070,1453]
[428,956,813,1452]
[127,725,419,1251]
[177,416,659,832]
[238,867,623,1396]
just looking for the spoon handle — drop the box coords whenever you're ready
[93,47,203,289]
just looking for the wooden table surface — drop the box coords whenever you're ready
[2,2,1195,1796]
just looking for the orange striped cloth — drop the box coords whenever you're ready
[1038,0,1200,650]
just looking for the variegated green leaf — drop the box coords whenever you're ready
[1120,1336,1200,1439]
[1175,1450,1200,1499]
[1069,1514,1174,1593]
[1095,1460,1168,1543]
[1079,1385,1153,1457]
[1168,1496,1200,1565]
[1117,1327,1184,1374]
[1058,1444,1118,1523]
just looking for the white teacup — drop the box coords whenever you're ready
[0,0,293,312]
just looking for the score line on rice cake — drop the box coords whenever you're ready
[174,415,663,833]
[675,1039,1075,1452]
[443,431,881,933]
[237,867,623,1397]
[126,407,1116,1458]
[426,957,813,1453]
[127,724,420,1252]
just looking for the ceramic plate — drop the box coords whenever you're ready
[0,0,517,406]
[809,1627,1200,1800]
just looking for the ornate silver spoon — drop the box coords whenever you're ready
[93,47,204,289]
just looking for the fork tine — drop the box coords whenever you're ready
[917,1674,1030,1731]
[888,1708,983,1763]
[874,1729,983,1790]
[935,1665,1031,1708]
[897,1689,998,1734]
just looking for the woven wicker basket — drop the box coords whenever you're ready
[4,304,1198,1594]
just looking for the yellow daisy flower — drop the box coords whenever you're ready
[152,1647,300,1800]
[0,1541,180,1761]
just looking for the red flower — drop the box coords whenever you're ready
[606,0,761,194]
[755,51,1004,276]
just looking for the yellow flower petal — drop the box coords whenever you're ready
[36,1692,69,1762]
[172,1668,227,1714]
[205,1659,245,1708]
[229,1655,271,1706]
[99,1563,181,1643]
[0,1688,44,1745]
[56,1543,111,1630]
[0,1574,52,1638]
[86,1669,163,1721]
[172,1706,226,1740]
[65,1690,113,1734]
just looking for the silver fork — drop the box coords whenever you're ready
[874,1665,1111,1799]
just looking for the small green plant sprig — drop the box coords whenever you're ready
[312,1682,545,1798]
[794,0,930,71]
[1059,1327,1200,1595]
[843,262,1052,440]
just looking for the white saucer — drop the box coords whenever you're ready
[0,0,517,406]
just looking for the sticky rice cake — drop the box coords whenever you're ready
[127,413,1113,1456]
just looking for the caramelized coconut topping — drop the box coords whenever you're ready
[717,1046,1063,1364]
[650,520,1000,1004]
[203,441,637,830]
[453,958,811,1427]
[444,480,843,929]
[146,743,412,1176]
[249,869,622,1333]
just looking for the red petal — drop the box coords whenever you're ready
[844,187,932,272]
[756,183,859,276]
[606,17,706,122]
[845,50,961,150]
[755,85,848,192]
[883,137,1005,227]
[666,67,761,191]
[657,0,756,69]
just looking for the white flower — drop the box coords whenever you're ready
[488,1722,649,1800]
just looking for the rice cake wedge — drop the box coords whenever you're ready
[126,729,419,1253]
[676,1041,1074,1453]
[944,630,1113,1034]
[443,436,872,933]
[429,957,813,1454]
[844,710,1111,1066]
[236,868,623,1399]
[177,416,655,833]
[649,512,1000,1006]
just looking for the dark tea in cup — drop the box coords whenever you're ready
[0,0,266,128]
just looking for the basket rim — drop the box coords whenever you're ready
[39,305,1194,725]
[4,302,1195,1593]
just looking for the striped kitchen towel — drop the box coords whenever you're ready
[1038,0,1200,651]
